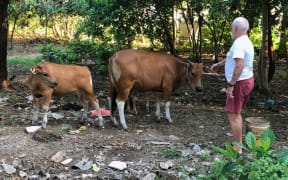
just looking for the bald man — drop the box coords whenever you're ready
[210,17,254,153]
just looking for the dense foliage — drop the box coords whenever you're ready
[199,128,288,179]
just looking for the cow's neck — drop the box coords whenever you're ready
[174,59,189,90]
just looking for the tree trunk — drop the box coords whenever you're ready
[257,0,270,98]
[10,14,20,49]
[278,2,287,59]
[267,8,275,83]
[0,0,9,88]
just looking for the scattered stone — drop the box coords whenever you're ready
[82,174,93,179]
[226,132,233,137]
[26,95,33,102]
[159,160,174,170]
[178,172,190,180]
[0,97,9,104]
[181,149,192,157]
[196,150,206,156]
[169,135,179,141]
[142,172,157,180]
[12,158,20,168]
[192,144,201,152]
[199,126,205,129]
[2,163,16,174]
[25,126,42,134]
[19,153,27,158]
[72,160,93,171]
[51,112,64,120]
[220,88,226,94]
[19,171,27,178]
[109,161,127,170]
[51,150,66,163]
[136,129,143,135]
[146,141,170,145]
[61,158,73,165]
[202,162,212,166]
[69,130,80,135]
[93,164,100,172]
[28,175,40,180]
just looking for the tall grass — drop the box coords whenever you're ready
[7,56,42,68]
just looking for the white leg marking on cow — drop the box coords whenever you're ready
[112,61,121,82]
[32,104,39,125]
[42,105,49,128]
[81,100,88,121]
[116,100,127,129]
[155,100,161,120]
[165,101,173,123]
[95,102,104,128]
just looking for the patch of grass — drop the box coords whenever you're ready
[162,147,181,158]
[7,56,42,67]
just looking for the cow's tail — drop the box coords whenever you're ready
[109,85,117,116]
[108,54,118,116]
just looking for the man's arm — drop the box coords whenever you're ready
[229,58,244,85]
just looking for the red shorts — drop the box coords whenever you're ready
[225,77,254,113]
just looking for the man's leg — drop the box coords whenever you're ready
[227,112,243,153]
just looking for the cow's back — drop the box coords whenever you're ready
[44,62,93,95]
[110,49,178,91]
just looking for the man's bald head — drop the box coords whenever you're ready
[231,17,249,39]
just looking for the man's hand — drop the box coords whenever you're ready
[226,86,234,99]
[210,63,220,72]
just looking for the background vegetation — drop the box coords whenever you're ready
[1,0,288,94]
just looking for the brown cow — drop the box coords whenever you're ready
[28,61,103,128]
[109,49,203,129]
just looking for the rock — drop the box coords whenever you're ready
[202,162,212,166]
[25,126,42,134]
[93,164,100,172]
[226,132,233,137]
[146,141,170,145]
[19,171,27,177]
[181,149,192,157]
[51,150,66,163]
[142,172,157,180]
[51,112,64,120]
[178,172,190,180]
[196,150,207,156]
[61,158,73,165]
[109,161,127,170]
[192,144,201,152]
[2,164,16,174]
[82,174,93,179]
[26,95,33,102]
[169,135,179,141]
[0,97,8,104]
[72,160,93,170]
[28,175,40,180]
[159,160,174,170]
[199,125,205,129]
[220,88,226,94]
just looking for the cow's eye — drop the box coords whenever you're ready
[43,73,48,76]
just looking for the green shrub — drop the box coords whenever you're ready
[199,128,288,179]
[40,41,117,75]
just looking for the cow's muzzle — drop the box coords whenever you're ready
[49,81,58,88]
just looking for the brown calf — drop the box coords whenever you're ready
[27,61,103,128]
[109,49,203,129]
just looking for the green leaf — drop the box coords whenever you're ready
[262,137,271,152]
[225,143,238,159]
[260,127,275,145]
[232,142,250,152]
[222,162,238,174]
[245,132,257,150]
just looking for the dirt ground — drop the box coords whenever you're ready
[0,42,287,179]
